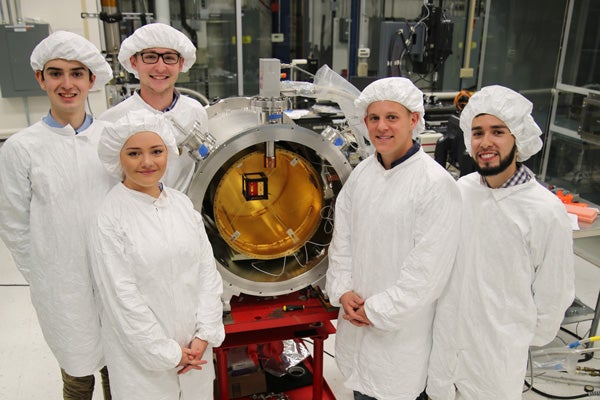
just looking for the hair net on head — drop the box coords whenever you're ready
[118,23,196,78]
[460,85,543,162]
[354,77,426,138]
[30,31,113,89]
[98,110,180,179]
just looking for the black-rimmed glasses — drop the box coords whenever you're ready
[137,52,181,65]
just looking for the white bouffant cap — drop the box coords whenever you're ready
[98,110,179,179]
[354,77,426,138]
[460,85,543,162]
[118,23,196,78]
[30,31,113,89]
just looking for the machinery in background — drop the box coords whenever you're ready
[184,60,366,307]
[432,90,476,177]
[374,0,454,91]
[84,0,274,107]
[377,1,453,79]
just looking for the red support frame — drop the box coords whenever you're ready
[214,292,339,399]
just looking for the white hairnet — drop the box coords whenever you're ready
[118,23,196,78]
[30,31,113,89]
[99,110,180,179]
[354,77,426,138]
[460,85,543,162]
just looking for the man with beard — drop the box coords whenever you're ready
[426,85,575,400]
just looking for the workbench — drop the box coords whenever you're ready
[214,290,339,400]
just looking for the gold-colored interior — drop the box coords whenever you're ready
[213,149,323,259]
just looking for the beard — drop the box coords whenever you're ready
[473,143,517,176]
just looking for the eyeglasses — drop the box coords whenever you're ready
[137,52,181,65]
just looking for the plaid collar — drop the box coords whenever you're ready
[482,163,531,188]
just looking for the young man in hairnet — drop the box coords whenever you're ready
[99,22,206,193]
[0,31,116,399]
[325,77,461,400]
[427,85,575,400]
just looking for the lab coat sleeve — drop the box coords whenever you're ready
[326,174,356,307]
[0,140,33,282]
[530,211,575,346]
[365,176,462,330]
[90,217,181,370]
[193,211,225,347]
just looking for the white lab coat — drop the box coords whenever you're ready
[89,183,225,400]
[326,149,461,400]
[99,92,205,192]
[0,119,116,376]
[427,172,575,400]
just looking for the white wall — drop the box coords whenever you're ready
[0,0,109,139]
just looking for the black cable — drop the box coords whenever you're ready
[387,32,401,76]
[137,0,147,26]
[0,283,29,286]
[300,339,335,359]
[523,380,591,399]
[561,326,584,340]
[179,0,198,47]
[524,348,534,394]
[397,29,416,73]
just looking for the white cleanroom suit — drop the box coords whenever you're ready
[427,173,575,400]
[326,148,461,400]
[89,183,225,400]
[99,91,204,192]
[0,119,116,375]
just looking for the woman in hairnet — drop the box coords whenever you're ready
[99,22,205,193]
[0,31,115,398]
[427,85,575,400]
[88,110,225,400]
[325,77,461,400]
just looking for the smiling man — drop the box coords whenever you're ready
[427,85,575,400]
[325,77,461,400]
[0,31,116,399]
[99,23,206,193]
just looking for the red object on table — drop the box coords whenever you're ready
[214,291,339,400]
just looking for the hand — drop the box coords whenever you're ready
[177,339,209,375]
[339,291,371,327]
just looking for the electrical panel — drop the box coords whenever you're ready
[0,24,49,98]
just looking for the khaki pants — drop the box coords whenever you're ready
[61,366,111,400]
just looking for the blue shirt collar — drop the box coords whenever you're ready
[42,112,93,134]
[377,141,421,168]
[136,89,180,112]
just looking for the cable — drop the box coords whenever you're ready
[562,326,584,340]
[387,31,401,76]
[523,381,595,399]
[523,348,534,393]
[525,337,600,398]
[251,255,288,277]
[300,339,335,359]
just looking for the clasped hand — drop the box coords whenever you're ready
[178,337,209,375]
[340,291,371,327]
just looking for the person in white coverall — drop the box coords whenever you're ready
[0,31,115,399]
[325,77,461,400]
[99,22,205,192]
[89,110,225,400]
[427,85,575,400]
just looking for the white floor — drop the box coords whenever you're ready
[1,237,599,399]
